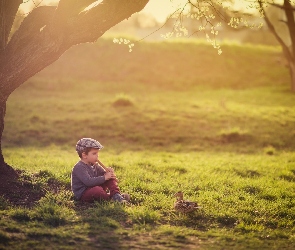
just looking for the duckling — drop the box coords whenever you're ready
[174,191,201,213]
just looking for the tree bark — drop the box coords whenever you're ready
[282,0,295,91]
[0,0,23,51]
[0,0,149,171]
[0,98,16,176]
[284,0,295,61]
[0,99,6,167]
[290,62,295,91]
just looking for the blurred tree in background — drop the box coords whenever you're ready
[258,0,295,91]
[168,0,294,90]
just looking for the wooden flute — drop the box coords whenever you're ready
[96,159,119,182]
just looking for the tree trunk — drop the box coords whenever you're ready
[258,0,295,92]
[290,61,295,92]
[0,99,6,167]
[0,98,17,176]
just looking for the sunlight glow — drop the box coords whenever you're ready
[83,0,103,12]
[142,0,256,23]
[142,0,188,22]
[20,0,257,21]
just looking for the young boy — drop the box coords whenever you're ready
[71,138,129,203]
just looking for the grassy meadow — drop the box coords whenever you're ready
[1,38,295,249]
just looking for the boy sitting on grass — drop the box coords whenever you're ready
[71,138,129,203]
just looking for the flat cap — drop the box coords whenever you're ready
[75,138,103,154]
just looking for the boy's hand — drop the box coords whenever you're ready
[104,171,116,180]
[106,167,114,173]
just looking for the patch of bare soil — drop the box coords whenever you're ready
[0,164,68,207]
[0,168,43,207]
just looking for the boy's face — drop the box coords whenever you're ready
[82,148,99,165]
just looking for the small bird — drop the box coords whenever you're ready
[174,191,201,213]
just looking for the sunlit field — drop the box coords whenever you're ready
[1,39,295,249]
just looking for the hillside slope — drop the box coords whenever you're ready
[38,39,288,89]
[4,40,294,153]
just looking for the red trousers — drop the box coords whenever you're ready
[80,179,120,202]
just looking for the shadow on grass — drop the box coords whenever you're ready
[167,208,238,231]
[0,171,131,249]
[73,201,130,249]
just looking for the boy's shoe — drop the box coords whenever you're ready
[111,193,130,204]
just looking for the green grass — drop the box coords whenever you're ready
[1,38,295,249]
[2,150,295,249]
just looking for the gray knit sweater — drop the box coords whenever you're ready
[71,160,106,200]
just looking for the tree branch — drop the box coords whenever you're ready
[53,0,97,26]
[6,6,56,56]
[67,0,149,44]
[0,0,22,51]
[269,2,295,11]
[0,0,149,98]
[258,0,293,62]
[284,0,295,60]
